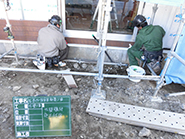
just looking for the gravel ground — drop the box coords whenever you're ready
[0,58,185,139]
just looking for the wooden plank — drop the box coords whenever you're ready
[63,69,78,88]
[86,98,185,135]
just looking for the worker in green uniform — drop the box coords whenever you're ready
[127,15,165,72]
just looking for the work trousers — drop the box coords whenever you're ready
[127,47,143,66]
[59,45,69,61]
[46,46,69,67]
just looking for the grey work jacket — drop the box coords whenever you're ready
[37,24,67,57]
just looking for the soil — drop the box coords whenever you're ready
[0,58,185,139]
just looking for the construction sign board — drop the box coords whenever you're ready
[12,95,71,138]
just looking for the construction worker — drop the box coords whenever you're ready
[127,15,165,73]
[33,15,69,70]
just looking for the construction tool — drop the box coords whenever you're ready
[92,34,114,62]
[3,26,14,39]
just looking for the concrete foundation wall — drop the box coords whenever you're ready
[0,42,129,64]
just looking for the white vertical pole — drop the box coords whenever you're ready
[92,0,112,99]
[61,0,66,33]
[153,15,185,97]
[1,0,19,63]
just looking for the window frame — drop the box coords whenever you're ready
[61,0,136,43]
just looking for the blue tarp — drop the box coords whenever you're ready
[165,25,185,84]
[137,0,184,7]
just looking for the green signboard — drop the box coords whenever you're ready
[12,95,71,138]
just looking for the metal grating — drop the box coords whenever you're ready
[86,98,185,135]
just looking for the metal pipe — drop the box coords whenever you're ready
[92,34,114,62]
[128,75,160,81]
[0,67,98,76]
[146,63,157,76]
[150,4,158,25]
[104,74,160,81]
[64,59,127,66]
[93,0,112,99]
[165,92,185,97]
[153,13,185,97]
[171,51,185,66]
[10,39,19,63]
[3,56,128,66]
[0,48,14,59]
[141,2,146,15]
[20,0,25,20]
[0,67,160,81]
[153,56,173,97]
[4,55,35,60]
[2,0,19,63]
[2,0,11,27]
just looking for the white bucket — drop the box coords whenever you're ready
[126,66,146,82]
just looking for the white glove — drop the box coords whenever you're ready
[128,44,132,48]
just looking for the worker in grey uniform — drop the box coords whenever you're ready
[127,15,165,73]
[33,15,69,69]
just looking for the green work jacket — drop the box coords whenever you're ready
[132,25,165,51]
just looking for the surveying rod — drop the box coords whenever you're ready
[92,34,114,62]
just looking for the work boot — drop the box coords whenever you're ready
[58,61,66,67]
[33,54,46,70]
[148,60,161,73]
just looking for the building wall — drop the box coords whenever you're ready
[0,20,48,41]
[0,19,132,63]
[0,1,184,64]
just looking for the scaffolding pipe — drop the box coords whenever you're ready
[3,55,128,66]
[0,67,160,81]
[0,67,98,76]
[150,4,158,25]
[1,0,19,63]
[64,59,127,66]
[153,14,185,97]
[0,48,14,59]
[171,51,185,66]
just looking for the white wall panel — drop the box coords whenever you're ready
[138,1,183,49]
